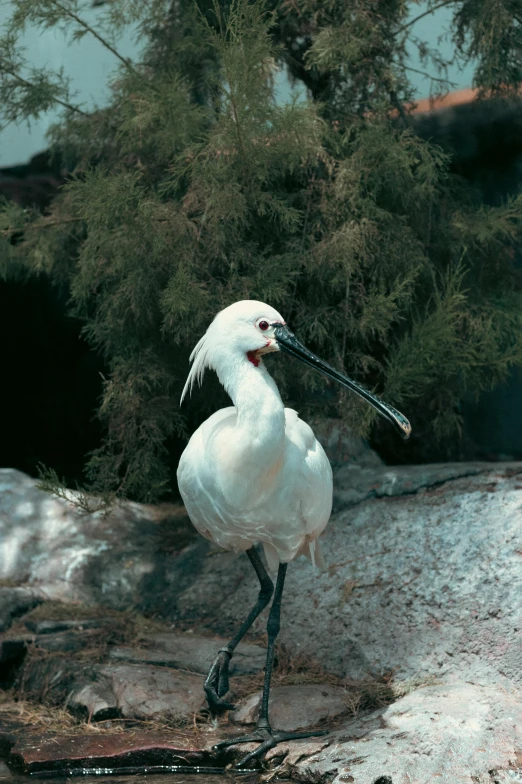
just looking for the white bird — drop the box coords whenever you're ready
[177,300,410,767]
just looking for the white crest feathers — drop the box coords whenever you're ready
[180,332,212,404]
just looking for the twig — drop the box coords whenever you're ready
[0,60,88,116]
[1,216,83,238]
[400,63,452,86]
[397,0,457,33]
[221,64,247,164]
[389,88,409,125]
[49,0,138,75]
[300,172,315,251]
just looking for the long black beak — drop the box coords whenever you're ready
[273,324,411,440]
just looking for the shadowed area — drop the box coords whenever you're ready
[0,278,104,487]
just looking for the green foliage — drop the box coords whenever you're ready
[1,0,522,500]
[454,0,522,94]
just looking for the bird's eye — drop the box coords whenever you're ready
[258,320,270,331]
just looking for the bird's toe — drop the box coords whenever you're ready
[222,727,329,768]
[204,683,236,713]
[204,649,234,713]
[234,738,276,768]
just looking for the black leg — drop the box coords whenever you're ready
[213,563,327,767]
[204,546,274,712]
[257,562,287,729]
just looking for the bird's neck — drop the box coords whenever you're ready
[214,356,286,504]
[219,356,285,445]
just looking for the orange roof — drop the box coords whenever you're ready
[413,87,484,114]
[411,88,480,114]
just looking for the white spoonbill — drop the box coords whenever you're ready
[177,300,410,766]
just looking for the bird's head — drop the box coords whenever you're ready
[209,300,286,363]
[181,299,411,440]
[180,300,283,400]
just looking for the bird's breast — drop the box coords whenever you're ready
[177,404,333,561]
[209,423,285,509]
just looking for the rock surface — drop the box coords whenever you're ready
[5,730,211,773]
[24,618,113,634]
[33,628,101,653]
[0,468,193,608]
[230,683,349,730]
[167,464,522,690]
[3,683,521,782]
[332,460,494,508]
[68,680,119,722]
[1,627,109,667]
[109,632,266,674]
[20,656,206,723]
[0,587,42,632]
[99,663,205,720]
[279,682,522,784]
[1,460,522,783]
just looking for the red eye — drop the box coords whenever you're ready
[258,320,269,331]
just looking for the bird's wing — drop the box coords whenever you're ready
[258,411,333,571]
[177,407,237,541]
[284,408,333,539]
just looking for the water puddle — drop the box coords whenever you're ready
[1,763,263,784]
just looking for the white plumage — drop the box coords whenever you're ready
[176,299,410,766]
[177,300,332,572]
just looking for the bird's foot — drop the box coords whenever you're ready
[204,647,235,712]
[213,725,328,768]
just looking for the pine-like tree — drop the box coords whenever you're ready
[1,0,522,503]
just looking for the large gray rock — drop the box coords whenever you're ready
[21,656,205,723]
[274,682,522,784]
[1,464,521,688]
[168,465,522,691]
[230,683,349,731]
[99,663,205,720]
[0,468,193,609]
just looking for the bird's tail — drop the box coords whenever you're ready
[294,536,327,574]
[263,537,327,574]
[262,542,281,573]
[307,537,327,573]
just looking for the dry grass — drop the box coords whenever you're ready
[0,690,81,734]
[1,599,211,738]
[0,690,211,738]
[3,602,174,724]
[7,601,167,657]
[11,600,116,623]
[1,600,437,742]
[226,644,399,721]
[1,639,407,741]
[0,578,27,588]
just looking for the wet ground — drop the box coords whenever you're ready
[0,723,289,784]
[0,761,262,784]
